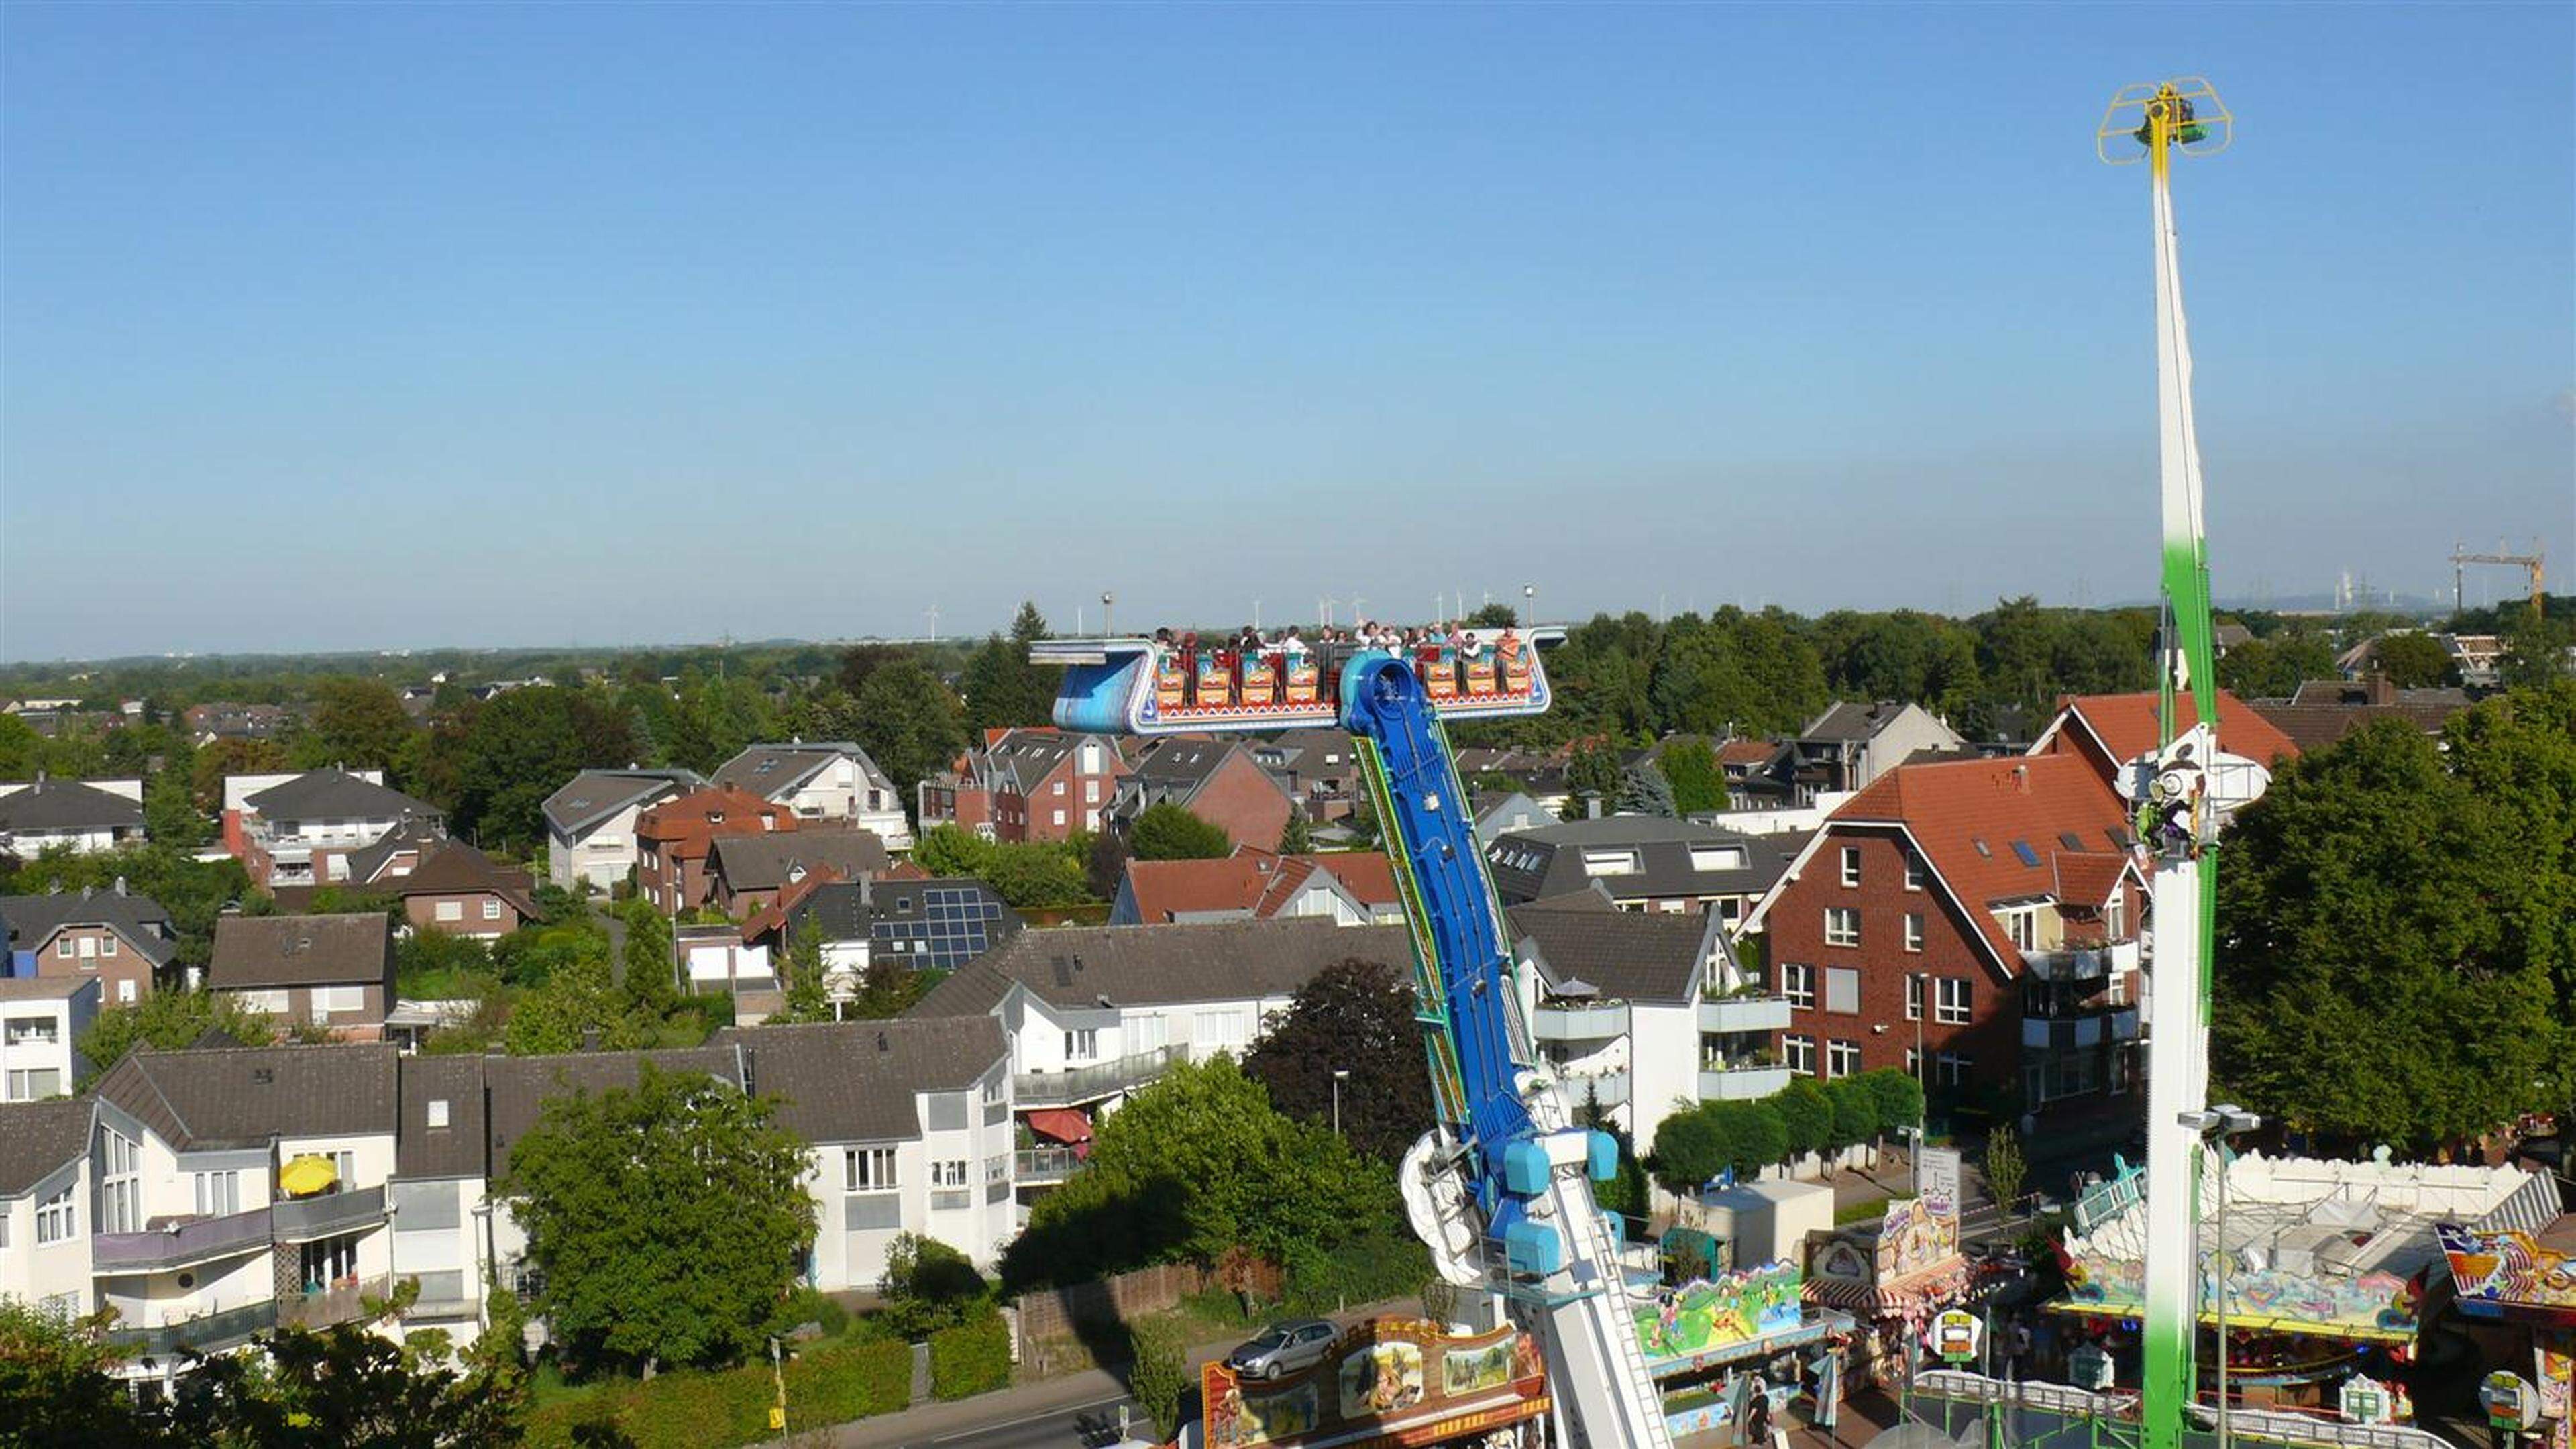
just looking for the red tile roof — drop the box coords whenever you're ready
[2051,853,2137,914]
[737,864,847,944]
[2044,690,2300,774]
[635,787,795,862]
[1717,739,1780,767]
[1125,848,1403,923]
[1829,753,2132,972]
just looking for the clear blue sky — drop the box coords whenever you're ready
[5,3,2569,659]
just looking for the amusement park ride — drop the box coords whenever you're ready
[1034,77,2286,1449]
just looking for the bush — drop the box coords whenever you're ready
[1652,1107,1727,1192]
[771,1285,849,1342]
[789,1338,910,1420]
[1859,1069,1924,1138]
[928,1311,1011,1401]
[882,1232,990,1340]
[1282,1230,1430,1316]
[1772,1079,1833,1159]
[1823,1077,1880,1150]
[524,1339,910,1448]
[1709,1099,1787,1178]
[1127,1319,1189,1441]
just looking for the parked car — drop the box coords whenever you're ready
[1226,1318,1339,1381]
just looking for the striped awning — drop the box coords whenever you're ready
[1804,1262,1972,1320]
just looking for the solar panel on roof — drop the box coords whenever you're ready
[2010,841,2041,867]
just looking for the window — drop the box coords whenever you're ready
[98,936,116,958]
[1063,1028,1099,1061]
[36,1183,75,1244]
[1823,967,1860,1014]
[1905,975,1925,1022]
[53,938,72,959]
[2004,911,2038,951]
[117,980,136,1004]
[1936,978,1973,1025]
[1781,1034,1816,1075]
[481,899,503,920]
[2106,894,2126,938]
[1051,810,1065,828]
[7,1069,62,1101]
[195,1170,241,1216]
[1582,849,1640,877]
[1130,1014,1169,1051]
[1971,839,1992,859]
[435,900,464,922]
[1935,1052,1972,1088]
[1193,1008,1252,1050]
[426,1099,451,1129]
[1839,847,1861,888]
[1905,854,1926,891]
[1085,780,1101,804]
[844,1147,897,1191]
[6,1017,58,1046]
[985,1155,1009,1184]
[2010,841,2041,868]
[1688,845,1748,872]
[99,1129,140,1235]
[312,985,360,1016]
[1780,963,1815,1010]
[1052,780,1067,796]
[1823,908,1860,947]
[1826,1040,1862,1079]
[931,1159,968,1188]
[1904,914,1925,953]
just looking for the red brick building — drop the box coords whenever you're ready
[636,788,796,914]
[1108,737,1295,855]
[1744,752,2147,1120]
[918,728,1130,843]
[2030,689,2299,792]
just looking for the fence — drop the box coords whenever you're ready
[1011,1261,1209,1348]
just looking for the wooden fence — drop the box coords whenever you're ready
[1012,1262,1208,1346]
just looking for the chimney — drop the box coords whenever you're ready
[1587,795,1603,820]
[114,875,128,896]
[2012,763,2031,794]
[2365,672,2396,706]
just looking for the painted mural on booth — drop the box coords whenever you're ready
[1202,1318,1546,1448]
[1635,1260,1804,1361]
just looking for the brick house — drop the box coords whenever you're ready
[635,788,795,914]
[391,841,540,939]
[0,883,179,1006]
[221,769,443,890]
[2027,689,2299,792]
[207,914,398,1042]
[918,729,1130,843]
[1743,753,2147,1119]
[704,829,890,918]
[1106,737,1294,855]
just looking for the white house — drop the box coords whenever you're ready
[223,769,443,889]
[0,777,147,856]
[0,976,98,1102]
[540,768,706,893]
[1507,890,1791,1153]
[714,743,912,851]
[0,1097,95,1320]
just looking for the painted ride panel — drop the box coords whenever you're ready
[1035,629,1558,736]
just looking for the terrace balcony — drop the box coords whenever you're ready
[272,1185,388,1244]
[1014,1146,1087,1185]
[1695,994,1791,1034]
[93,1206,272,1275]
[1014,1045,1183,1108]
[1698,1061,1791,1102]
[1530,1000,1629,1042]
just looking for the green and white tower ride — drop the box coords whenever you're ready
[2096,78,2273,1449]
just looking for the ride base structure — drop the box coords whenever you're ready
[1041,633,1672,1449]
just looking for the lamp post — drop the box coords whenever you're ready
[2179,1105,2261,1449]
[1522,583,1536,626]
[1911,971,1929,1194]
[1332,1068,1352,1137]
[1101,590,1115,639]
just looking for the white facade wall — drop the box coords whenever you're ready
[0,983,95,1102]
[388,1177,488,1324]
[1627,1001,1703,1151]
[0,1161,93,1316]
[550,798,659,893]
[775,757,914,851]
[808,1061,1016,1291]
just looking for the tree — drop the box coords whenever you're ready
[78,989,278,1086]
[449,688,637,850]
[1984,1125,2027,1209]
[1771,1078,1833,1161]
[1822,1077,1879,1150]
[960,627,1055,738]
[1706,1099,1788,1179]
[297,679,418,773]
[2214,693,2576,1152]
[1126,802,1231,861]
[500,1063,816,1371]
[1560,739,1624,820]
[849,657,967,816]
[775,915,833,1023]
[1658,738,1727,814]
[878,1232,990,1340]
[1277,806,1314,855]
[0,1301,164,1447]
[179,1311,527,1447]
[1858,1068,1925,1142]
[502,949,656,1055]
[1242,959,1434,1162]
[2500,608,2576,687]
[1127,1319,1189,1442]
[2372,631,2454,690]
[1650,1106,1728,1193]
[1617,760,1678,818]
[1086,826,1130,901]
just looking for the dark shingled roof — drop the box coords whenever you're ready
[481,1046,742,1177]
[208,914,393,989]
[1484,816,1797,907]
[543,768,706,837]
[1507,895,1712,1005]
[713,743,892,799]
[718,1018,1007,1144]
[345,818,449,886]
[0,778,145,833]
[242,769,439,822]
[911,918,1408,1016]
[93,1044,398,1151]
[0,1098,93,1197]
[0,888,178,968]
[390,841,539,916]
[708,830,890,895]
[395,1055,490,1180]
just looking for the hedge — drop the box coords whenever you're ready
[930,1311,1012,1401]
[1283,1230,1433,1316]
[526,1338,911,1448]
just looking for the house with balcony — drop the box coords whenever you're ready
[1507,891,1790,1151]
[206,914,397,1042]
[1248,729,1364,825]
[713,741,913,851]
[0,776,147,856]
[908,918,1408,1199]
[1484,816,1800,928]
[87,1044,400,1373]
[0,1097,97,1320]
[1742,753,2147,1120]
[1110,847,1403,927]
[2,882,176,1008]
[918,727,1130,843]
[705,828,890,918]
[2027,688,2299,795]
[221,769,444,890]
[0,976,98,1102]
[635,787,796,914]
[541,767,706,893]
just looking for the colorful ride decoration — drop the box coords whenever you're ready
[1633,1261,1805,1363]
[2056,1249,2419,1344]
[1876,1194,1959,1282]
[2440,1223,2576,1322]
[1201,1318,1548,1448]
[1039,631,1559,736]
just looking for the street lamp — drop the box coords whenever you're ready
[1101,590,1115,638]
[1521,584,1536,625]
[1911,971,1930,1194]
[1332,1069,1352,1137]
[2180,1104,2261,1449]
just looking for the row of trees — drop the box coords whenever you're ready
[1648,1071,1925,1192]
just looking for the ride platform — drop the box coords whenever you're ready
[1034,628,1562,736]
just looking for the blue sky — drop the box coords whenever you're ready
[5,3,2569,659]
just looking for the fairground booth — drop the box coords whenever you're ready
[1799,1191,1975,1389]
[1198,1317,1552,1448]
[2435,1216,2576,1449]
[2049,1150,2558,1429]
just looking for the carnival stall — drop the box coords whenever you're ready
[1802,1192,1972,1389]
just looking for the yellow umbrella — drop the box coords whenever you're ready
[278,1155,338,1197]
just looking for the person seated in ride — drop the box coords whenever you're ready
[1153,627,1175,647]
[1279,625,1309,660]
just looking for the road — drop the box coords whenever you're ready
[902,1393,1149,1448]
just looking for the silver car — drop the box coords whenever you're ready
[1226,1318,1338,1381]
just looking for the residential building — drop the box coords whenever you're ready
[1483,816,1799,926]
[1775,701,1972,803]
[2441,633,2506,688]
[634,787,795,914]
[222,769,443,890]
[207,915,397,1042]
[1473,792,1558,840]
[909,919,1409,1193]
[0,1097,97,1320]
[1450,745,1574,816]
[1248,729,1364,824]
[0,777,147,855]
[1716,739,1795,805]
[385,1054,490,1332]
[390,841,539,939]
[183,703,295,745]
[918,728,1129,843]
[1507,891,1789,1151]
[0,977,98,1101]
[706,829,890,918]
[1742,753,2147,1116]
[1,883,179,1005]
[2028,690,2300,792]
[87,1043,402,1370]
[1106,737,1295,854]
[342,818,449,888]
[2249,676,2474,754]
[1111,847,1403,927]
[742,875,1021,996]
[541,767,706,893]
[713,742,912,850]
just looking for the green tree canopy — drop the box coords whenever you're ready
[1658,738,1727,814]
[76,989,279,1086]
[847,657,967,816]
[1858,1067,1925,1138]
[294,678,418,773]
[1242,958,1434,1163]
[2371,631,2454,690]
[1617,760,1678,818]
[1771,1078,1833,1158]
[1650,1106,1728,1192]
[500,1063,816,1371]
[1823,1077,1880,1148]
[447,686,637,850]
[1126,802,1232,861]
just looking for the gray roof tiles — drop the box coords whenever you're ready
[207,914,394,990]
[1508,897,1713,1005]
[0,888,178,967]
[0,1098,93,1197]
[542,769,707,837]
[482,1046,743,1179]
[912,918,1408,1016]
[394,1055,490,1179]
[706,830,891,895]
[93,1044,399,1152]
[718,1018,1007,1144]
[243,769,439,823]
[713,743,893,800]
[1484,817,1796,906]
[0,778,146,834]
